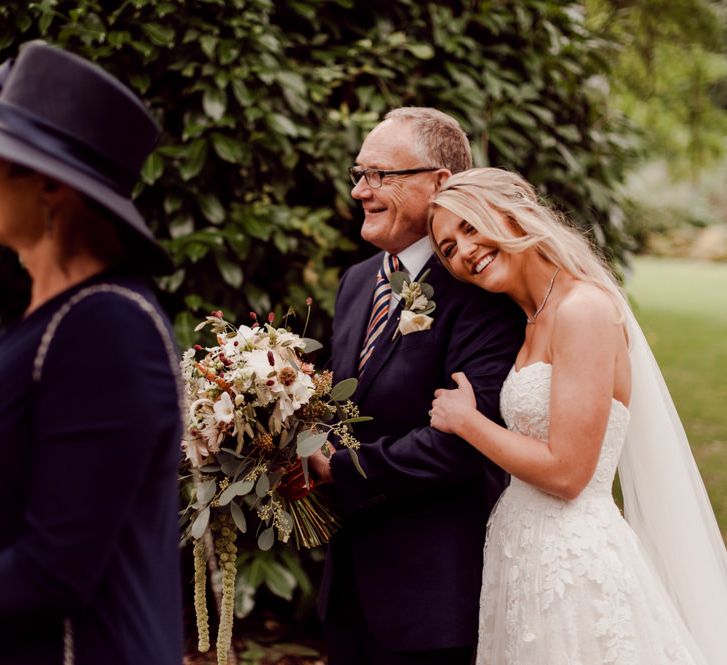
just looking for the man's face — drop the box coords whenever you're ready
[351,120,446,254]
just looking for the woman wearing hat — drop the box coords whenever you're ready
[0,42,183,665]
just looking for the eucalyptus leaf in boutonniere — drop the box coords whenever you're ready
[390,268,436,339]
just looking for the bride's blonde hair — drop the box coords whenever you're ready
[429,167,626,318]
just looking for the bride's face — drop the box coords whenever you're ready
[431,206,520,294]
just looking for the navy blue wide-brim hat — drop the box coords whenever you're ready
[0,41,172,273]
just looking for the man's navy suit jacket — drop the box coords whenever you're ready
[319,252,525,652]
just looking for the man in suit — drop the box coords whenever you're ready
[310,107,525,664]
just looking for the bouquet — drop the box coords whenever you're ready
[178,307,367,662]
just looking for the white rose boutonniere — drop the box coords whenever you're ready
[390,269,436,339]
[399,310,434,335]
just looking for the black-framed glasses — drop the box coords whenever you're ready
[348,165,440,189]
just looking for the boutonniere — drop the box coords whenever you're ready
[390,269,436,340]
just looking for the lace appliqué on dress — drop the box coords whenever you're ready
[476,362,700,665]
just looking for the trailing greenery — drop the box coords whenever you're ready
[0,0,634,336]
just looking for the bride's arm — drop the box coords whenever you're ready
[431,291,622,500]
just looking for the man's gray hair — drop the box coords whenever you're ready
[384,107,472,174]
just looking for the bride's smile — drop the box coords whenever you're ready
[473,250,498,275]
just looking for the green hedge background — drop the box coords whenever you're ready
[0,0,634,343]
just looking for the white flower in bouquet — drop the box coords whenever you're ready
[181,437,209,468]
[188,398,228,454]
[220,326,255,358]
[213,391,235,424]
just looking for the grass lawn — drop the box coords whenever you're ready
[627,256,727,540]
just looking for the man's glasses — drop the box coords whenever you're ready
[348,166,440,189]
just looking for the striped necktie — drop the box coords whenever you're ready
[358,254,400,374]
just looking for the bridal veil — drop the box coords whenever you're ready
[619,305,727,665]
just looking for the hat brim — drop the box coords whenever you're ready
[0,127,173,274]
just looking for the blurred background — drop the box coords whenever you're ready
[1,1,725,663]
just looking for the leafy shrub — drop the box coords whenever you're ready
[0,0,633,335]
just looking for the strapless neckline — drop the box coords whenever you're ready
[510,360,629,414]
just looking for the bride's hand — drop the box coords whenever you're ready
[430,372,477,435]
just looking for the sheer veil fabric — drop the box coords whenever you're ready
[619,305,727,665]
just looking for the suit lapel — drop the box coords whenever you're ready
[354,297,405,402]
[334,256,380,381]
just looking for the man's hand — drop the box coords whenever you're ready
[308,441,335,484]
[430,372,478,435]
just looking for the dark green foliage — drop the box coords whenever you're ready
[0,0,633,337]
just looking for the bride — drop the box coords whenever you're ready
[427,167,727,665]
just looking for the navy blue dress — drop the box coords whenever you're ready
[0,273,183,665]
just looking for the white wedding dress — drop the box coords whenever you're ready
[476,361,706,665]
